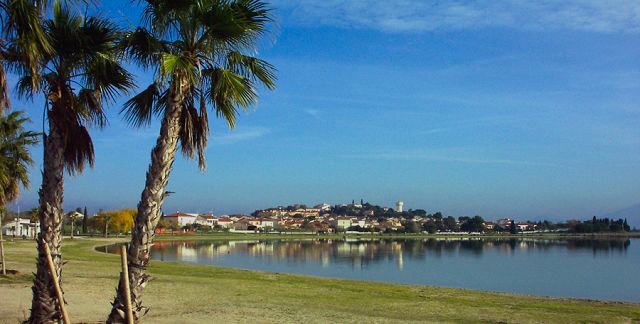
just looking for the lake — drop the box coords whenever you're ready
[101,237,640,302]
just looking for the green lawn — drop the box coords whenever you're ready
[1,237,639,323]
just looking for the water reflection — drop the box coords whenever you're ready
[120,237,632,270]
[99,237,639,302]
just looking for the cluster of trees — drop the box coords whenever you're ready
[331,202,426,218]
[0,0,276,321]
[573,217,631,233]
[285,204,309,211]
[330,202,481,224]
[87,209,136,236]
[169,222,228,233]
[421,215,485,233]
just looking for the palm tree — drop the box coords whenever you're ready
[11,2,133,322]
[0,111,39,275]
[0,111,39,205]
[108,0,276,321]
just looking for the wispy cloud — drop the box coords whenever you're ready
[213,127,270,144]
[304,108,322,120]
[274,0,640,33]
[345,148,557,167]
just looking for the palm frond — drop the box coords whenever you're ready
[141,0,193,37]
[121,83,164,127]
[0,63,9,112]
[203,67,257,128]
[197,89,209,168]
[15,72,40,99]
[47,100,96,175]
[77,88,107,127]
[2,0,51,78]
[119,27,164,68]
[83,57,134,102]
[226,51,276,90]
[160,53,197,83]
[177,90,208,170]
[198,0,273,48]
[80,16,121,55]
[47,0,83,55]
[61,120,95,175]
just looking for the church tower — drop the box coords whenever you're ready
[395,201,403,213]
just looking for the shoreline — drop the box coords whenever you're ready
[1,238,639,323]
[147,231,640,242]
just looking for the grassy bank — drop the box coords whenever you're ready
[1,238,639,323]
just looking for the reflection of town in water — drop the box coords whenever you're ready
[149,238,632,271]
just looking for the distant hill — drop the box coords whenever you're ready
[603,203,640,229]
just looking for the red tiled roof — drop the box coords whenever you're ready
[165,212,197,218]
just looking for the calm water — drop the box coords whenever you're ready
[102,237,640,302]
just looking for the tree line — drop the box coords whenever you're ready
[572,217,631,233]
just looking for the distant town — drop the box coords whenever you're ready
[2,200,634,238]
[155,200,633,235]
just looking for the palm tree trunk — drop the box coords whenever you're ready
[1,211,6,276]
[108,82,186,323]
[28,122,65,323]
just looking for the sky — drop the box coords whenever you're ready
[7,0,640,222]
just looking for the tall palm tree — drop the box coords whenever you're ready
[11,2,133,322]
[0,110,39,209]
[108,0,275,321]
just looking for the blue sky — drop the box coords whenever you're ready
[7,0,640,222]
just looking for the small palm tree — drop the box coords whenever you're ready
[0,110,38,275]
[0,111,39,205]
[10,2,133,322]
[108,0,276,321]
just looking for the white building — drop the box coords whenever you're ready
[314,203,332,212]
[334,217,353,229]
[164,212,198,227]
[395,201,404,213]
[496,218,513,229]
[2,218,40,238]
[216,216,234,228]
[195,214,216,227]
[261,218,276,228]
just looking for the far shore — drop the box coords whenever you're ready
[149,231,640,241]
[1,237,639,323]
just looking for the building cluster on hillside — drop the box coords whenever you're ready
[159,201,550,234]
[2,202,629,237]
